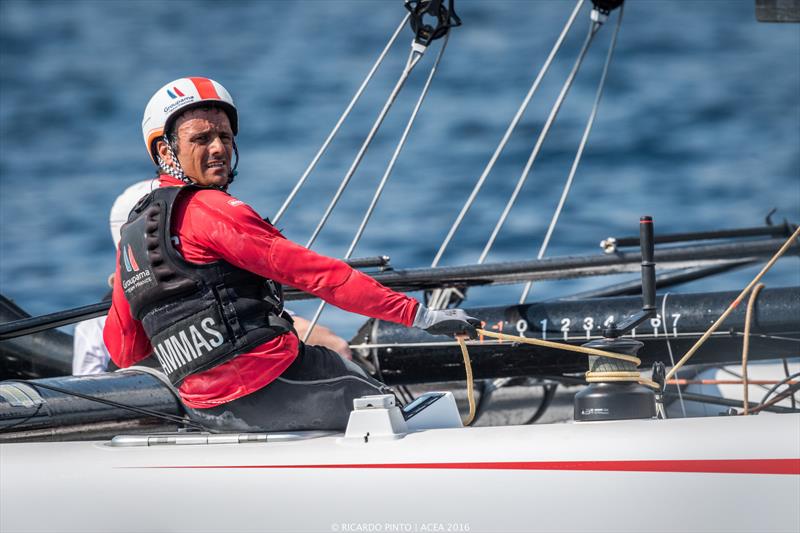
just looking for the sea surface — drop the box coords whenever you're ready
[1,0,798,336]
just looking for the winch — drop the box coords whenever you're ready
[574,216,658,422]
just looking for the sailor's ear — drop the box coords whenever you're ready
[155,139,173,164]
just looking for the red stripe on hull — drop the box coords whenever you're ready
[139,458,800,475]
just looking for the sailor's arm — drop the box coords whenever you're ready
[103,249,153,367]
[186,191,478,336]
[292,315,353,359]
[185,191,418,326]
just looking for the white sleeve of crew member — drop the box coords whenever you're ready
[72,316,111,375]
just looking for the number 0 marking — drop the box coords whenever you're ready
[516,319,528,337]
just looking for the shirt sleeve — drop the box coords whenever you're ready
[103,248,154,368]
[179,190,419,327]
[72,316,110,375]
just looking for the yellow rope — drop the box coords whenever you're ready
[742,283,765,415]
[586,371,660,389]
[464,329,659,392]
[477,329,641,365]
[664,225,800,382]
[456,335,476,426]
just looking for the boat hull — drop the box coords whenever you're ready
[2,414,798,532]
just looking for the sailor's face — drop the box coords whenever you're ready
[170,108,234,187]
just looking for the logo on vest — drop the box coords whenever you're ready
[123,244,140,273]
[153,317,225,375]
[121,244,154,295]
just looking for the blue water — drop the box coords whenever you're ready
[1,0,798,335]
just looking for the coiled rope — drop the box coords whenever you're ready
[455,327,658,426]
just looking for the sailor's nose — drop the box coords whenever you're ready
[208,135,226,156]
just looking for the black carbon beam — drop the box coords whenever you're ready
[291,237,798,297]
[352,287,800,385]
[1,237,797,340]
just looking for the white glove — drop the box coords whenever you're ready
[413,305,480,339]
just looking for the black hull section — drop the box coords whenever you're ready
[353,287,800,385]
[2,287,797,441]
[0,370,182,441]
[0,295,72,379]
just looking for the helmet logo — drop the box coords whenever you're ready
[166,86,186,99]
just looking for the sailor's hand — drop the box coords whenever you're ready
[413,305,480,339]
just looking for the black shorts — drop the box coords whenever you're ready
[186,343,394,432]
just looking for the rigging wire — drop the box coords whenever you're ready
[303,35,451,340]
[428,0,585,270]
[518,5,623,303]
[349,328,746,350]
[303,41,428,250]
[668,379,799,386]
[660,292,686,417]
[272,15,410,225]
[478,19,602,266]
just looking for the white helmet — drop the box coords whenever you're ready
[109,180,157,248]
[141,77,238,165]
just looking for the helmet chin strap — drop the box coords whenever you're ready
[226,140,239,189]
[157,138,192,185]
[157,137,239,192]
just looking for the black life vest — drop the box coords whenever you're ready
[118,185,293,386]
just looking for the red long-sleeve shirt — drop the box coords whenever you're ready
[104,175,418,408]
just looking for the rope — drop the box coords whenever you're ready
[451,328,660,427]
[303,35,451,341]
[456,335,476,426]
[664,225,800,382]
[518,5,623,303]
[478,329,640,364]
[429,0,585,269]
[476,329,658,388]
[742,283,765,415]
[272,15,410,225]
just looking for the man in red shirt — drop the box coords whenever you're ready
[104,77,478,432]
